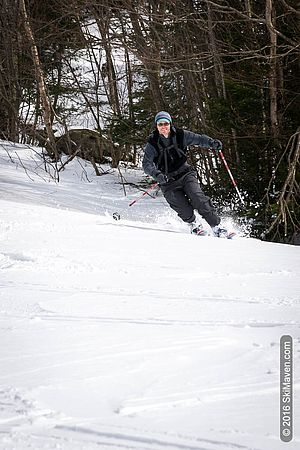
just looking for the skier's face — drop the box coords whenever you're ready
[157,122,170,138]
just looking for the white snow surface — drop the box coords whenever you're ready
[0,141,299,450]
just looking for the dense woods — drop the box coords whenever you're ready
[0,0,299,243]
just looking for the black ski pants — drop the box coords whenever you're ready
[160,171,220,227]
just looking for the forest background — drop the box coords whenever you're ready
[0,0,299,243]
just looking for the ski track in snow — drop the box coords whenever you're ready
[0,143,300,450]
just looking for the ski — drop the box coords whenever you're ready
[193,231,236,239]
[98,220,240,239]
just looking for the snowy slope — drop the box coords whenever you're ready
[0,141,299,450]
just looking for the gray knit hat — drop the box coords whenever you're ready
[155,111,172,123]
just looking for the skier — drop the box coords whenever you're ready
[142,111,230,237]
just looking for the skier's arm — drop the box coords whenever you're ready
[142,143,161,179]
[183,130,222,150]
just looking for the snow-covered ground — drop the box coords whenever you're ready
[0,141,299,450]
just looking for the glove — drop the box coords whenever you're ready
[209,139,222,152]
[156,173,168,185]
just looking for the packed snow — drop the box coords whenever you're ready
[0,141,299,450]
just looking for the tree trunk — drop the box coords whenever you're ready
[206,1,226,100]
[0,0,21,141]
[128,11,165,110]
[95,13,121,117]
[266,0,279,139]
[19,0,58,159]
[123,24,137,164]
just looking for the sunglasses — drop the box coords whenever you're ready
[157,122,170,127]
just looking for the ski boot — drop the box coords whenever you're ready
[212,225,236,239]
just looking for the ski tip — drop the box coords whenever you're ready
[196,230,208,236]
[227,231,237,239]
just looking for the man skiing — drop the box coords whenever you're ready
[142,111,230,237]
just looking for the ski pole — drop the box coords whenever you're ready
[129,182,159,207]
[218,149,245,205]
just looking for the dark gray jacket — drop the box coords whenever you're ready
[142,127,213,181]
